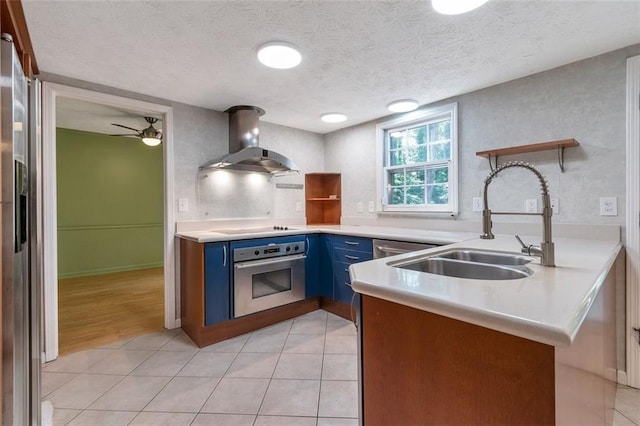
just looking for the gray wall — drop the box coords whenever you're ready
[325,45,640,231]
[41,73,325,223]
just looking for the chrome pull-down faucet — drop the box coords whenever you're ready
[480,161,555,267]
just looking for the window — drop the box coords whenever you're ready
[376,103,458,214]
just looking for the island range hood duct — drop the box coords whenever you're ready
[199,105,299,175]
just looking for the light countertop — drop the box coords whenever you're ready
[176,224,478,245]
[349,235,622,347]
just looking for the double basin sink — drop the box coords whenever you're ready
[389,248,534,280]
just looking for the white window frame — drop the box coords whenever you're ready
[376,102,458,214]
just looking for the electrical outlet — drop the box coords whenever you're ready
[525,199,537,213]
[600,197,617,216]
[178,198,188,212]
[368,201,375,212]
[550,198,559,214]
[357,202,363,213]
[472,197,482,212]
[295,201,302,212]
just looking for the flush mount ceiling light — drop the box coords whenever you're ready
[321,113,347,123]
[257,41,302,69]
[432,0,490,15]
[387,99,419,113]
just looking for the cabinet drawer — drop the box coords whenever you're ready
[332,236,373,253]
[334,247,373,264]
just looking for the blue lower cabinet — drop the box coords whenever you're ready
[204,242,230,326]
[334,261,355,304]
[305,234,320,298]
[330,236,372,305]
[320,235,334,299]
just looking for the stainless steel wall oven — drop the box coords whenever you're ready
[233,239,306,317]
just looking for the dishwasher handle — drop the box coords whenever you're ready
[375,245,413,256]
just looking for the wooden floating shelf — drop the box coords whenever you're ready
[307,197,341,201]
[475,138,579,172]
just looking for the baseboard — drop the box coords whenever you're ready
[618,370,628,385]
[58,262,164,279]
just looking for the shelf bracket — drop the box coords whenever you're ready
[557,146,566,173]
[487,154,498,172]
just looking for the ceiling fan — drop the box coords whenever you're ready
[111,116,162,146]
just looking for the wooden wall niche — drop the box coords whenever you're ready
[305,173,341,225]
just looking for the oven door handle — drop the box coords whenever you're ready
[234,254,307,269]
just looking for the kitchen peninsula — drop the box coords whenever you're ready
[350,235,623,425]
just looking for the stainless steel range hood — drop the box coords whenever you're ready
[199,105,299,175]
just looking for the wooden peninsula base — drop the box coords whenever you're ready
[360,250,620,425]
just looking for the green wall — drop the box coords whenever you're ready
[56,128,163,278]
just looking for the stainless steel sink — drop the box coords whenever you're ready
[433,249,532,266]
[392,258,532,280]
[389,248,534,280]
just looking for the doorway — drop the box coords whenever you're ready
[41,83,176,361]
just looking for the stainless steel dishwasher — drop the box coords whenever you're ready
[372,239,438,258]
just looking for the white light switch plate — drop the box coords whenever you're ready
[295,201,302,212]
[368,201,375,212]
[550,198,559,214]
[600,197,617,216]
[357,202,363,213]
[178,198,188,212]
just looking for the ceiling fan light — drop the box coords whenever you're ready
[142,137,162,147]
[257,41,302,69]
[432,0,490,15]
[321,113,347,123]
[387,99,419,113]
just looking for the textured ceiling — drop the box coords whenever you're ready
[23,0,640,134]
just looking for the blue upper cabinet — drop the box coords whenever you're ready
[204,242,230,326]
[305,234,320,298]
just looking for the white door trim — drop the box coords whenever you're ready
[41,82,176,362]
[626,55,640,388]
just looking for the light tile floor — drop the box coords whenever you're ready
[42,307,640,426]
[616,385,640,425]
[42,310,359,426]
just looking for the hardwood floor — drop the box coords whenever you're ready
[57,267,164,355]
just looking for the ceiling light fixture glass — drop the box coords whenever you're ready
[321,113,347,123]
[142,137,162,147]
[431,0,490,15]
[387,99,419,113]
[257,41,302,69]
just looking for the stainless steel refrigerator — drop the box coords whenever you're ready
[1,33,41,425]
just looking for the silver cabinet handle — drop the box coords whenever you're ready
[345,241,359,246]
[305,236,309,256]
[222,245,227,267]
[344,268,349,272]
[344,281,352,287]
[344,254,359,260]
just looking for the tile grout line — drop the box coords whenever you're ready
[317,312,330,420]
[252,320,293,424]
[615,407,640,426]
[123,332,200,425]
[195,331,255,419]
